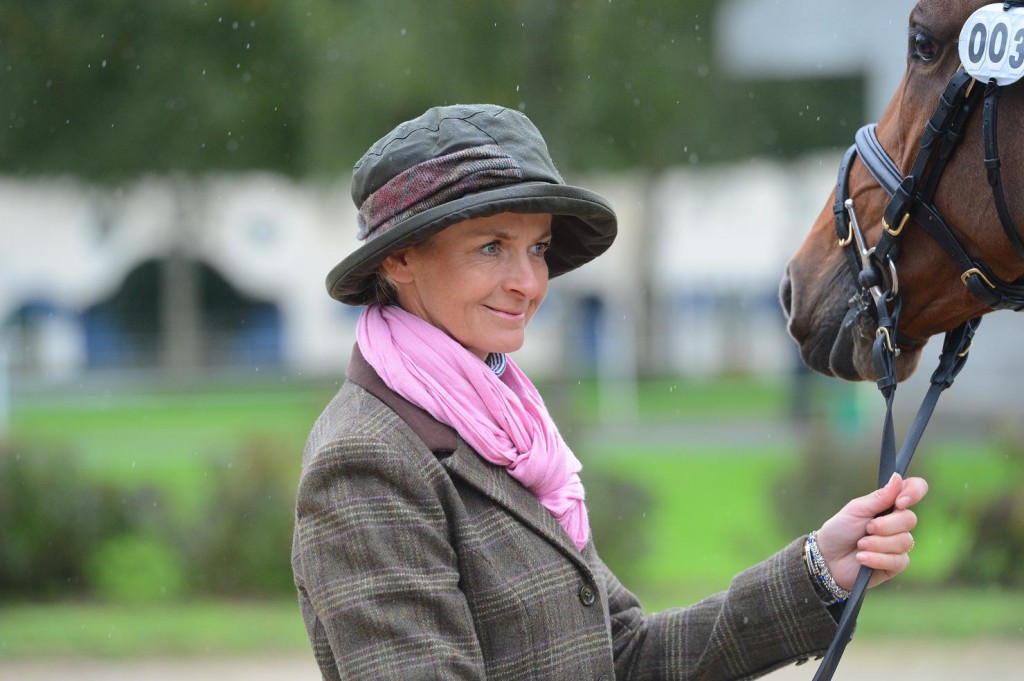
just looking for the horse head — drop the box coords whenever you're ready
[780,0,1024,381]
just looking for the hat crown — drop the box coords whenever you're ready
[351,104,564,209]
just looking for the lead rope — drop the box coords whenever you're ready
[811,314,980,681]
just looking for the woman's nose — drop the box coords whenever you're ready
[504,252,545,297]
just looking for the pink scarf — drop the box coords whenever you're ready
[357,305,589,551]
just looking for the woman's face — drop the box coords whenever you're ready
[384,212,552,359]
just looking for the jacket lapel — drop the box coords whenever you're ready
[346,343,592,575]
[441,441,593,575]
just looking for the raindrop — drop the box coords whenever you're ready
[400,28,407,36]
[101,59,107,68]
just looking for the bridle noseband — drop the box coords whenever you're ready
[813,3,1024,680]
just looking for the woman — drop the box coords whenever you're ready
[292,104,926,680]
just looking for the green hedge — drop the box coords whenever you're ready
[0,436,298,602]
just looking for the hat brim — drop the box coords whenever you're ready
[327,181,617,305]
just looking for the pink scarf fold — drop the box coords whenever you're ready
[357,304,589,551]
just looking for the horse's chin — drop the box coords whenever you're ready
[781,269,924,382]
[799,303,878,381]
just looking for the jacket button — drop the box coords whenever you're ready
[579,584,596,606]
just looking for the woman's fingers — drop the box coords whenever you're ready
[857,531,915,554]
[848,475,930,521]
[849,472,903,518]
[859,549,911,578]
[895,476,929,509]
[866,508,918,537]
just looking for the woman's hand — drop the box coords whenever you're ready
[813,473,929,591]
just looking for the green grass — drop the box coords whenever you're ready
[566,376,791,422]
[0,600,309,659]
[587,446,796,586]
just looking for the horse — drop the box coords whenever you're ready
[780,3,1024,677]
[780,0,1024,383]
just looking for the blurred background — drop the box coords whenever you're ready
[2,1,1022,679]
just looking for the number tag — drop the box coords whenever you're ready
[959,3,1024,85]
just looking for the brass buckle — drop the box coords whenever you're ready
[876,326,896,354]
[961,268,995,289]
[882,213,910,237]
[838,220,853,247]
[957,340,974,359]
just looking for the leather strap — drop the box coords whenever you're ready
[983,79,1024,260]
[812,318,980,681]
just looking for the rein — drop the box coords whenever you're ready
[814,6,1024,678]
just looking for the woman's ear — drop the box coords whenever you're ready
[381,248,415,285]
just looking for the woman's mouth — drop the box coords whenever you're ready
[485,305,527,321]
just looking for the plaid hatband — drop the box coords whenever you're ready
[357,144,524,242]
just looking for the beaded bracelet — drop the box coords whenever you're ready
[804,531,851,605]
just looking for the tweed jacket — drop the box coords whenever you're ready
[292,348,840,680]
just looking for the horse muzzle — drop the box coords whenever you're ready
[779,258,891,382]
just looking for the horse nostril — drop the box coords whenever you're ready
[779,268,793,317]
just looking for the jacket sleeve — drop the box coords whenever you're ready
[600,537,839,680]
[293,433,485,680]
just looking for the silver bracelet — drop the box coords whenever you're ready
[805,531,851,605]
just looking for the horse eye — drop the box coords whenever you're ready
[910,31,939,62]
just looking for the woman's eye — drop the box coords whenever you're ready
[531,242,551,256]
[910,31,939,62]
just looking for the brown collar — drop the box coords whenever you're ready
[345,344,459,453]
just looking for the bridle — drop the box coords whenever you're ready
[814,3,1024,679]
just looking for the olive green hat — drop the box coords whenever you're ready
[326,104,618,305]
